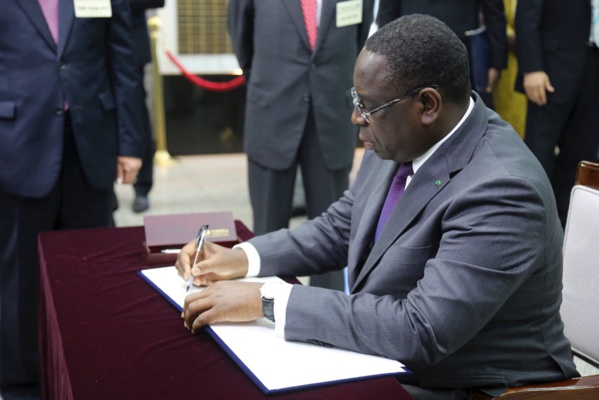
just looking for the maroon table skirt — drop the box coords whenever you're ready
[38,222,412,399]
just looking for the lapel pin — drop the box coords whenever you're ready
[435,180,441,186]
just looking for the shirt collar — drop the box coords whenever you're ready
[412,96,475,174]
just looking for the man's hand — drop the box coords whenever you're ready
[485,67,500,93]
[523,71,555,106]
[116,156,142,184]
[182,281,264,333]
[175,240,249,287]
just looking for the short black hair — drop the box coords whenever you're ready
[365,14,471,105]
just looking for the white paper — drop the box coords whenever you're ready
[140,266,407,392]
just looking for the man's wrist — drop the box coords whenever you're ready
[259,281,293,336]
[260,284,276,322]
[233,242,261,277]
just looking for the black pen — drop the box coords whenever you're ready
[186,224,209,293]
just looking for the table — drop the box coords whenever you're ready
[38,222,412,399]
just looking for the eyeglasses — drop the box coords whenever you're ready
[351,85,439,123]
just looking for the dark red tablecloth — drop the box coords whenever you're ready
[38,222,412,399]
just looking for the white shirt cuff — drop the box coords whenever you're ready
[233,242,261,277]
[260,281,293,337]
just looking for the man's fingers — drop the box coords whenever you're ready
[176,240,196,280]
[536,87,547,106]
[191,309,216,333]
[183,293,212,332]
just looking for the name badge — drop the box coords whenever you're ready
[336,0,363,28]
[74,0,112,18]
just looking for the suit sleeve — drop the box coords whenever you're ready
[107,0,145,158]
[482,0,508,70]
[514,0,545,73]
[227,0,254,79]
[250,186,354,278]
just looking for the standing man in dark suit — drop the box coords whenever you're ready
[515,0,599,227]
[0,0,143,397]
[227,0,373,290]
[130,0,165,213]
[177,15,578,399]
[377,0,508,103]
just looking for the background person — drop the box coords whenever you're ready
[227,0,373,290]
[515,0,599,227]
[0,0,143,397]
[129,0,165,213]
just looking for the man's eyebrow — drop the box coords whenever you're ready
[356,91,376,105]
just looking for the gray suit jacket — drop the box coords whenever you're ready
[227,0,372,171]
[250,94,578,393]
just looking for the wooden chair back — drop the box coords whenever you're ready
[575,160,599,190]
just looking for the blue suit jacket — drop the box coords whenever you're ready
[0,0,143,198]
[130,0,165,67]
[250,94,578,394]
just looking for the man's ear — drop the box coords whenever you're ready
[419,88,441,126]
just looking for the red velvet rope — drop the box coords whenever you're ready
[165,49,245,91]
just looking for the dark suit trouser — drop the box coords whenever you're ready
[133,65,154,197]
[0,114,113,399]
[248,108,350,291]
[524,46,599,227]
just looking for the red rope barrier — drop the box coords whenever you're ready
[165,49,245,92]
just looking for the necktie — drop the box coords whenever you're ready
[301,0,318,50]
[38,0,69,110]
[38,0,59,44]
[592,0,599,46]
[374,162,413,242]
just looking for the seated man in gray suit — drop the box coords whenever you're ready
[176,15,578,399]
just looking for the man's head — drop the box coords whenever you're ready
[352,14,471,163]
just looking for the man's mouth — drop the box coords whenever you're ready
[359,135,374,150]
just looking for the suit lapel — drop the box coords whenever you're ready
[57,0,74,58]
[315,0,335,53]
[351,94,490,292]
[362,163,451,281]
[348,159,398,287]
[351,162,452,291]
[281,0,312,52]
[16,0,57,51]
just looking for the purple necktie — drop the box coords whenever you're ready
[38,0,59,44]
[374,162,413,242]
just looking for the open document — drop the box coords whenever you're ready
[139,266,409,394]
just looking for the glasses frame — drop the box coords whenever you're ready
[351,85,440,123]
